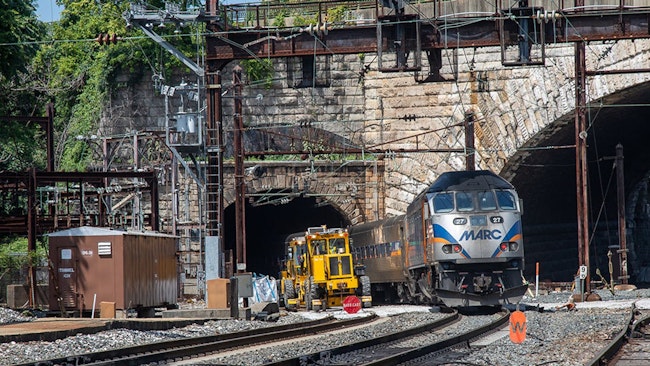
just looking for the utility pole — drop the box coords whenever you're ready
[233,66,247,273]
[575,41,590,293]
[464,111,475,171]
[616,143,628,284]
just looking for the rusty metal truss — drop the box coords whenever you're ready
[204,0,650,71]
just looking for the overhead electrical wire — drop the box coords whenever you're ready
[4,1,645,158]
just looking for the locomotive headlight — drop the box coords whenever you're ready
[453,217,467,225]
[443,244,463,254]
[509,242,519,251]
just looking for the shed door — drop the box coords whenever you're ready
[57,248,77,308]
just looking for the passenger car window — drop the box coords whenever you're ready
[456,192,474,212]
[496,190,517,210]
[433,193,454,213]
[478,191,497,211]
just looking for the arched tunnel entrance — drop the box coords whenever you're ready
[223,196,350,278]
[506,82,650,285]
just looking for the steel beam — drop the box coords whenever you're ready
[206,9,650,62]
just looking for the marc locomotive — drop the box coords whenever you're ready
[349,170,527,307]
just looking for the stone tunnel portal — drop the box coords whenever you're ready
[506,82,650,285]
[223,196,350,278]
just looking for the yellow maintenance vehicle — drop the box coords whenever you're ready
[280,226,372,311]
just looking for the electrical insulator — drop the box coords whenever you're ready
[95,33,120,45]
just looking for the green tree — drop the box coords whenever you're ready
[0,0,44,81]
[0,0,48,172]
[31,0,201,171]
[0,235,48,279]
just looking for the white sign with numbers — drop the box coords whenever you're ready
[579,265,588,279]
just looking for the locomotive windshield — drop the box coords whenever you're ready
[329,237,346,254]
[496,190,517,210]
[432,193,454,213]
[456,192,473,212]
[431,189,518,213]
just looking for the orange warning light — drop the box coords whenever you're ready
[509,310,527,344]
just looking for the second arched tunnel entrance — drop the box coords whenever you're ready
[223,196,350,278]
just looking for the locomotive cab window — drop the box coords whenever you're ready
[478,191,497,211]
[433,192,454,213]
[496,190,517,210]
[456,192,474,212]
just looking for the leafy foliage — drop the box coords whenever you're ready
[0,0,45,80]
[326,5,347,23]
[0,236,48,273]
[241,58,274,88]
[29,0,203,171]
[0,1,48,172]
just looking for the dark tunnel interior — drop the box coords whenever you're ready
[510,83,650,226]
[508,82,650,283]
[223,196,349,278]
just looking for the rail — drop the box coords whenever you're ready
[260,309,461,365]
[586,309,646,366]
[16,315,377,366]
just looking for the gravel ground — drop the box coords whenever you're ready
[441,307,631,366]
[184,310,458,366]
[0,307,34,325]
[0,287,649,366]
[0,309,312,365]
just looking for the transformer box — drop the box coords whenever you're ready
[48,226,178,314]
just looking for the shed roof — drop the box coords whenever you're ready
[47,226,178,238]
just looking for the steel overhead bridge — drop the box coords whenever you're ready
[204,0,650,72]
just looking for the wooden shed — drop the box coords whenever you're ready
[48,226,178,314]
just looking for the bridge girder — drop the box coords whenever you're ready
[206,6,650,67]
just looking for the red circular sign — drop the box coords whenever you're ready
[342,296,362,314]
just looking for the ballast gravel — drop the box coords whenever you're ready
[0,288,649,366]
[195,311,458,366]
[0,310,311,365]
[0,307,34,325]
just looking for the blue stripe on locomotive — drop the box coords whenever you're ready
[432,224,458,244]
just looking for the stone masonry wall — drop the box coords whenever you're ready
[218,39,650,216]
[98,39,650,220]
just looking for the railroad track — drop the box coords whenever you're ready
[256,309,508,366]
[18,315,377,366]
[588,307,650,366]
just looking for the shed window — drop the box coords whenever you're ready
[61,248,72,260]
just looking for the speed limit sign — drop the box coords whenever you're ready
[579,265,587,279]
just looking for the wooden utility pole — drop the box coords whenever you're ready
[575,41,590,293]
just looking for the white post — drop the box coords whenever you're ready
[535,262,539,298]
[91,293,97,318]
